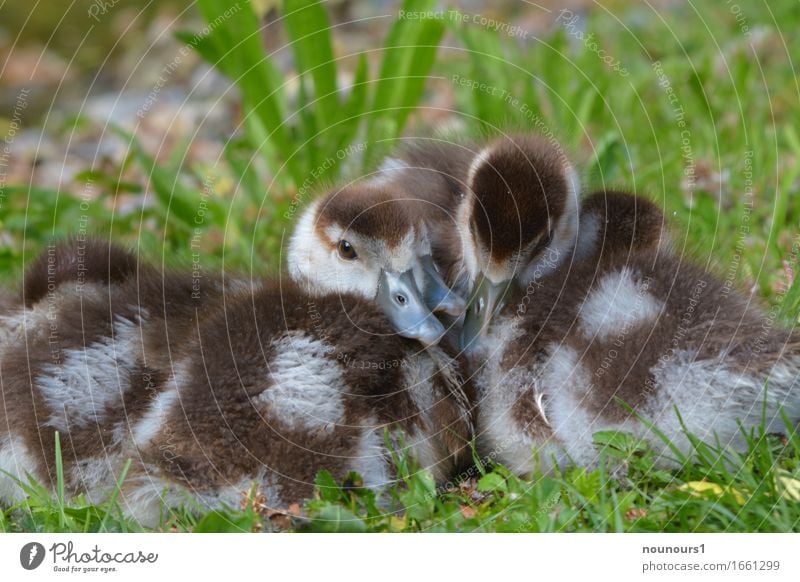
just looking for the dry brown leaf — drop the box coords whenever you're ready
[625,508,648,520]
[460,505,477,519]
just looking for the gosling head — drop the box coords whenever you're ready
[459,134,581,349]
[288,182,460,346]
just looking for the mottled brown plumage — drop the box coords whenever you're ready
[579,189,670,262]
[472,242,800,475]
[0,241,475,526]
[20,238,139,307]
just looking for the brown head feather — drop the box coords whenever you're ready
[469,134,571,263]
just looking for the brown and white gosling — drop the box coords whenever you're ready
[458,133,669,348]
[0,241,474,526]
[456,160,799,475]
[288,181,467,345]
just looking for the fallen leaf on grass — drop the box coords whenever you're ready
[679,481,746,504]
[264,502,304,530]
[625,508,648,520]
[776,473,800,502]
[460,505,477,519]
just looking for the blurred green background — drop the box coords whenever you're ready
[1,0,799,321]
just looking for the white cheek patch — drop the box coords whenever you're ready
[258,332,345,431]
[287,200,379,299]
[483,257,512,285]
[287,199,323,285]
[416,224,433,257]
[323,225,345,246]
[466,147,493,190]
[553,164,581,256]
[579,268,663,341]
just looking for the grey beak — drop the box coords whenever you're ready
[460,277,510,352]
[377,269,446,346]
[420,255,467,316]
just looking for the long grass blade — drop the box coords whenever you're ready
[99,459,132,532]
[54,432,66,529]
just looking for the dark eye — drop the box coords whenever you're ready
[396,294,407,305]
[337,240,357,260]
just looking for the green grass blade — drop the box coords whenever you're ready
[367,0,443,160]
[295,73,321,169]
[115,127,224,230]
[284,0,340,135]
[54,432,66,529]
[99,459,132,533]
[371,0,436,115]
[393,18,444,132]
[333,53,369,157]
[224,139,266,208]
[187,0,305,185]
[453,21,512,130]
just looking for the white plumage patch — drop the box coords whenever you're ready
[131,364,184,450]
[539,345,603,468]
[644,350,800,461]
[476,373,547,475]
[37,315,143,432]
[472,314,565,475]
[259,332,345,431]
[120,470,283,528]
[0,435,39,502]
[0,301,56,358]
[70,455,121,504]
[352,419,392,490]
[400,354,437,470]
[219,276,264,295]
[579,267,663,341]
[469,312,521,370]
